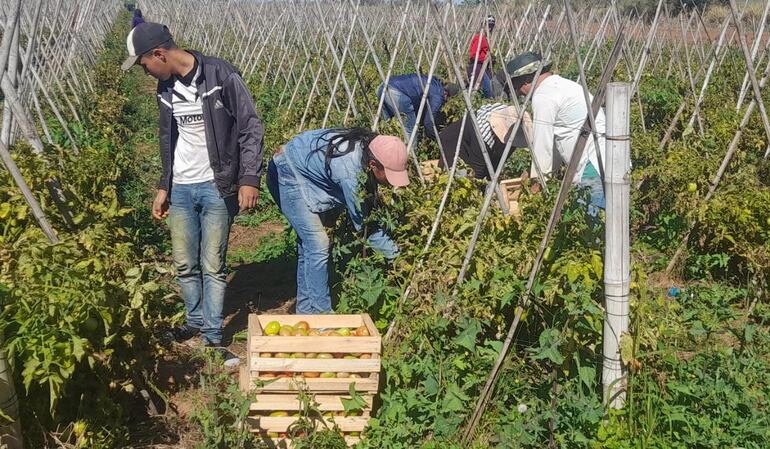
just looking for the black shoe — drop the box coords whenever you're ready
[205,342,241,369]
[171,324,201,343]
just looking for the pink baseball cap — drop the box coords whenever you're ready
[368,135,410,187]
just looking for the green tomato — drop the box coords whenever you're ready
[687,182,697,193]
[83,316,99,332]
[543,246,553,262]
[264,321,281,336]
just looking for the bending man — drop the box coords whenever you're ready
[438,102,533,180]
[376,74,459,142]
[499,52,606,214]
[267,129,409,314]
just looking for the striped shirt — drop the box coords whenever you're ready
[476,103,507,147]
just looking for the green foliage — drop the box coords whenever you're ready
[189,351,259,449]
[0,11,171,448]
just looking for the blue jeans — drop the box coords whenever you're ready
[267,155,333,314]
[467,62,494,99]
[377,84,417,139]
[167,181,238,344]
[576,163,606,217]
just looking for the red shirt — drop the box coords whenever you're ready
[469,33,490,63]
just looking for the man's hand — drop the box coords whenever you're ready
[238,185,259,212]
[152,189,169,220]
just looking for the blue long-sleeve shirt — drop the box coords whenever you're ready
[387,74,446,138]
[282,129,399,260]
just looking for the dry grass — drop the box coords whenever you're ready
[703,3,768,26]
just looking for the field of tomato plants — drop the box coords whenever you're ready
[1,0,770,448]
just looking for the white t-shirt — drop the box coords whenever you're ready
[172,67,214,184]
[530,75,606,183]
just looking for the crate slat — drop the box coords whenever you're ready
[247,376,379,393]
[251,336,380,354]
[251,357,380,372]
[250,416,368,432]
[263,436,361,448]
[254,314,366,330]
[249,393,373,411]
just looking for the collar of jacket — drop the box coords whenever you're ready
[158,50,208,94]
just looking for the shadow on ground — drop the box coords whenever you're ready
[223,255,298,343]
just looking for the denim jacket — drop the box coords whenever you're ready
[281,129,399,259]
[387,74,446,138]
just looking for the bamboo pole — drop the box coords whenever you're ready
[603,82,631,409]
[1,16,20,147]
[322,0,361,128]
[666,48,770,273]
[0,334,22,449]
[736,0,770,111]
[728,0,770,155]
[630,0,663,96]
[462,28,626,441]
[429,2,509,213]
[684,15,731,133]
[564,0,605,178]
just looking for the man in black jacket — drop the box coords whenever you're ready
[122,23,264,368]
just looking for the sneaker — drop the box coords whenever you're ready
[205,343,241,369]
[171,324,201,343]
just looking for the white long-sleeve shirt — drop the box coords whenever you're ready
[530,75,606,183]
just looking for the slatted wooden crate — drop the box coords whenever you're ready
[241,314,381,446]
[246,414,365,447]
[244,314,381,393]
[500,177,523,218]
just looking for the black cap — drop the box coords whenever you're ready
[444,83,460,97]
[121,22,174,71]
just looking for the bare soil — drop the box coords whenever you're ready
[127,219,296,448]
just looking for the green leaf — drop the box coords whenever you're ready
[619,333,634,366]
[453,317,481,352]
[72,337,85,361]
[422,374,439,397]
[578,366,595,388]
[441,383,470,412]
[340,382,368,415]
[688,320,707,337]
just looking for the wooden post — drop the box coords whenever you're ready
[603,82,631,409]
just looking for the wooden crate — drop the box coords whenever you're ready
[244,314,381,393]
[241,314,381,446]
[241,388,370,447]
[500,177,523,218]
[420,159,441,182]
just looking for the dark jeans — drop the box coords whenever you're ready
[467,61,493,98]
[438,118,503,179]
